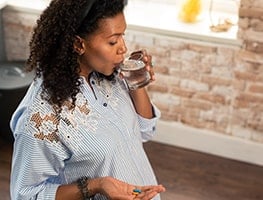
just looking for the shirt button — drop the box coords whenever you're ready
[103,103,107,107]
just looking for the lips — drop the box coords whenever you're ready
[114,60,124,70]
[116,60,124,66]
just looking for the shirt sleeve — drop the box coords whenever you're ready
[10,133,70,200]
[137,104,161,142]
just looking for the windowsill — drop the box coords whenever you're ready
[124,1,242,47]
[1,0,242,47]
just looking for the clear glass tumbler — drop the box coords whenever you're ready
[120,51,151,90]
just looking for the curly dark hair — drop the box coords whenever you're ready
[26,0,125,108]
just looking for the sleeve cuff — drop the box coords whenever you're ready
[137,104,161,142]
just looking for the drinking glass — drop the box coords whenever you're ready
[120,51,151,90]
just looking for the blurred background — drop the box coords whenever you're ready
[0,0,262,199]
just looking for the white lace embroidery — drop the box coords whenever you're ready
[29,92,100,146]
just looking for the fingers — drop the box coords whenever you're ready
[143,53,155,81]
[100,176,165,200]
[133,190,163,200]
[133,191,158,200]
[141,185,166,193]
[128,49,156,82]
[132,185,166,200]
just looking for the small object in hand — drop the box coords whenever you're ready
[132,188,142,195]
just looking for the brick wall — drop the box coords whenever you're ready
[2,7,36,61]
[231,0,263,142]
[2,1,263,144]
[126,0,263,143]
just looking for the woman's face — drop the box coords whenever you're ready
[78,12,127,77]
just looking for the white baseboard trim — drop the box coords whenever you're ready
[153,120,263,166]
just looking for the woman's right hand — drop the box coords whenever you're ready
[90,176,165,200]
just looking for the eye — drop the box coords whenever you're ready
[109,41,117,46]
[109,34,125,46]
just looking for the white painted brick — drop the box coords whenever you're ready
[211,66,233,78]
[180,79,209,92]
[152,92,181,106]
[212,86,233,99]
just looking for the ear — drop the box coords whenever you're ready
[73,35,85,55]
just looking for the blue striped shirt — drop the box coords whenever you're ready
[10,73,161,200]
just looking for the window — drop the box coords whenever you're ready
[125,0,241,45]
[2,0,240,45]
[6,0,50,10]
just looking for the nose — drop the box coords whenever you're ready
[117,37,127,55]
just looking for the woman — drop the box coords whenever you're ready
[10,0,165,199]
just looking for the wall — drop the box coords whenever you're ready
[1,0,263,165]
[0,10,6,61]
[236,0,263,140]
[124,0,263,165]
[2,6,36,61]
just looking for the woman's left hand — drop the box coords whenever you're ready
[132,185,166,200]
[94,176,165,200]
